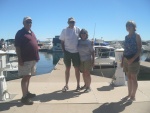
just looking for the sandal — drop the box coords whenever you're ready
[74,86,80,92]
[121,95,130,100]
[62,86,69,92]
[80,85,86,90]
[129,97,136,101]
[84,88,91,93]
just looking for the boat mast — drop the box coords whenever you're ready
[92,23,96,45]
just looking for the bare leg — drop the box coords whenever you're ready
[127,73,132,97]
[131,74,138,99]
[21,75,30,97]
[85,70,91,88]
[82,73,86,86]
[27,76,31,93]
[65,66,71,87]
[74,67,80,87]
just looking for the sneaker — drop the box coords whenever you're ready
[27,92,36,98]
[74,86,80,92]
[21,96,33,105]
[84,88,91,93]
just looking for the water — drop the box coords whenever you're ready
[36,52,149,73]
[36,52,63,75]
[36,51,150,81]
[5,51,150,81]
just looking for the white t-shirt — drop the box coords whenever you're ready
[59,26,80,53]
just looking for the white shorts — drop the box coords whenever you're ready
[18,60,36,76]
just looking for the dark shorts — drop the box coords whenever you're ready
[64,50,80,67]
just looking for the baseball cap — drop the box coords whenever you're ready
[23,16,32,22]
[68,17,75,22]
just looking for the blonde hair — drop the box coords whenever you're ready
[126,20,136,31]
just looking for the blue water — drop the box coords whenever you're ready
[36,52,149,75]
[36,52,63,75]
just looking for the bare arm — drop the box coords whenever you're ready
[91,51,95,67]
[15,47,23,66]
[133,34,142,60]
[61,40,65,52]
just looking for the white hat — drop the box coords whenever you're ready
[23,16,32,22]
[68,17,75,22]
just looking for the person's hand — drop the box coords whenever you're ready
[127,58,134,65]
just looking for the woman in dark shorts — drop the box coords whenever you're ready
[121,21,142,101]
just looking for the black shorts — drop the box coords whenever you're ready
[63,50,80,67]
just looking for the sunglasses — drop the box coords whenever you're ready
[126,24,133,27]
[26,21,32,24]
[69,21,75,24]
[81,32,86,34]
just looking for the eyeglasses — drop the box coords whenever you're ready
[26,21,32,24]
[69,21,75,24]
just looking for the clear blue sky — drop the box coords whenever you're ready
[0,0,150,41]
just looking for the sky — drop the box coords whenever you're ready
[0,0,150,41]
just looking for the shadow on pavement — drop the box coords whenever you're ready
[33,90,83,102]
[93,98,132,113]
[97,84,114,91]
[0,99,23,112]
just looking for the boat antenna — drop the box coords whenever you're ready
[93,23,96,40]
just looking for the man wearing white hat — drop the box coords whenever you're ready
[15,16,39,105]
[59,17,81,92]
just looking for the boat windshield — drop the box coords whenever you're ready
[95,47,115,58]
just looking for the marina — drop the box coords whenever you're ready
[0,50,150,81]
[1,1,150,112]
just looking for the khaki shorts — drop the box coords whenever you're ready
[123,58,140,75]
[18,60,36,76]
[80,60,92,72]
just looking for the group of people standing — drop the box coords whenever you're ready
[14,16,141,105]
[59,17,95,93]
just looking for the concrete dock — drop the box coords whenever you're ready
[140,61,150,73]
[0,58,150,113]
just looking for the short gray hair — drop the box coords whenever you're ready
[79,29,88,39]
[126,20,136,31]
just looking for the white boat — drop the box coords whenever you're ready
[51,36,62,52]
[90,46,116,78]
[39,38,53,52]
[142,41,150,52]
[3,50,20,80]
[109,41,123,49]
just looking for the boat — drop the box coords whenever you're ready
[39,38,53,52]
[49,36,62,52]
[90,45,117,78]
[109,41,123,49]
[3,50,20,81]
[142,41,150,52]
